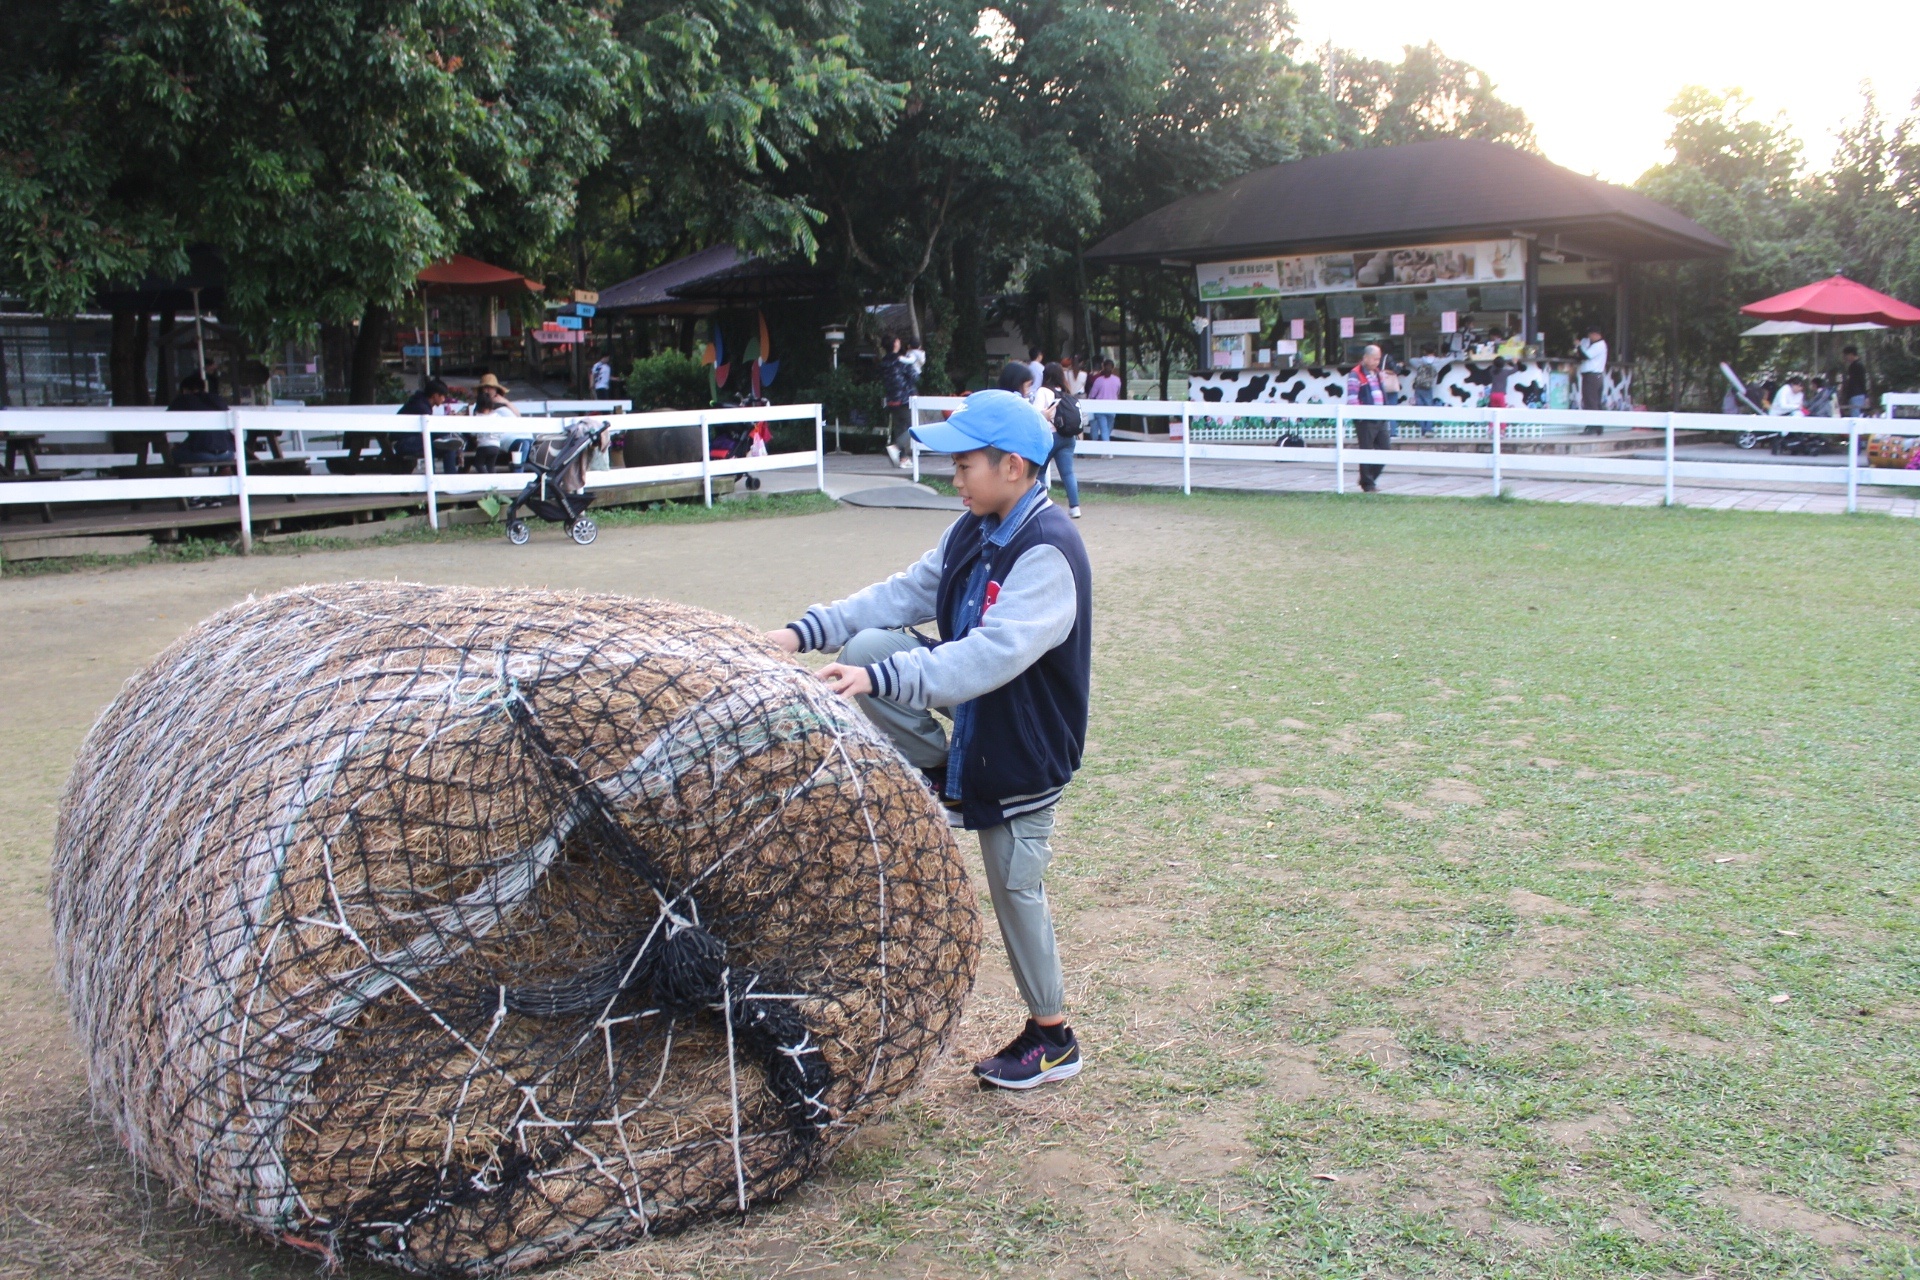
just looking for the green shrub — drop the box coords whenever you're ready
[805,366,877,426]
[627,350,711,410]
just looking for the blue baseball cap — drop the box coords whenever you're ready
[909,389,1053,467]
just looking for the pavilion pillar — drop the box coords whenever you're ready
[1614,265,1629,362]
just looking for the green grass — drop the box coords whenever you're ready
[1062,493,1920,1279]
[768,492,1919,1280]
[0,491,837,577]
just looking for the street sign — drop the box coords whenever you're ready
[572,289,599,305]
[555,314,584,330]
[573,303,597,318]
[402,345,443,358]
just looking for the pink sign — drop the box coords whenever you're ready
[1390,313,1406,335]
[1339,316,1355,339]
[1289,318,1306,341]
[1440,310,1458,333]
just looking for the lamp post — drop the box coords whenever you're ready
[823,324,847,453]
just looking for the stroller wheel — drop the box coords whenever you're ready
[745,475,762,490]
[506,519,530,546]
[569,516,598,546]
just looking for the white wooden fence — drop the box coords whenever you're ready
[1,403,826,551]
[909,396,1920,514]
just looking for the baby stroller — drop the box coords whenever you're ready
[709,396,772,490]
[504,419,607,546]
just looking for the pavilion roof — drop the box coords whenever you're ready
[1086,140,1729,268]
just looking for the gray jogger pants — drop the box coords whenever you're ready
[838,627,1068,1018]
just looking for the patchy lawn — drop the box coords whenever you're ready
[2,492,1915,1279]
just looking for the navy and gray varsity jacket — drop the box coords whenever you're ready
[785,484,1092,829]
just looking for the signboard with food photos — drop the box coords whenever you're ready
[1196,239,1526,301]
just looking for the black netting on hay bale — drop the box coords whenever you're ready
[50,583,980,1275]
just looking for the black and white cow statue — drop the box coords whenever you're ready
[1433,360,1551,407]
[1187,368,1348,405]
[1187,362,1633,410]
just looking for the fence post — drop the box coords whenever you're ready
[910,398,921,483]
[420,415,439,529]
[1664,412,1676,506]
[1333,404,1345,494]
[1180,407,1191,495]
[699,412,713,507]
[814,407,826,494]
[1489,411,1502,497]
[231,409,252,554]
[1846,425,1859,514]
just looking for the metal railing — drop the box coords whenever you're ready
[1,403,825,551]
[907,396,1920,513]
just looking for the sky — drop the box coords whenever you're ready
[1290,0,1920,184]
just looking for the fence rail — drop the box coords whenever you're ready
[908,396,1920,512]
[2,403,826,551]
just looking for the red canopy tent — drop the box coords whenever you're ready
[417,255,544,295]
[1741,275,1920,327]
[413,256,544,377]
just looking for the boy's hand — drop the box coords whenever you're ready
[816,663,873,697]
[763,627,801,654]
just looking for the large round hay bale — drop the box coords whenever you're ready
[51,583,979,1275]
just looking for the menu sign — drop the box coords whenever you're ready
[1197,239,1525,300]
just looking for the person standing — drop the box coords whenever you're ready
[1346,344,1389,493]
[1086,360,1121,442]
[766,390,1092,1089]
[1411,343,1440,437]
[1039,362,1083,518]
[591,354,613,400]
[1061,355,1087,396]
[1577,325,1608,431]
[1025,346,1046,402]
[882,335,920,469]
[1841,346,1869,416]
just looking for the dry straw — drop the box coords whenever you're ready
[51,583,979,1275]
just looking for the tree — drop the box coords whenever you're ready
[1322,41,1535,151]
[1631,88,1835,407]
[3,0,894,401]
[558,0,903,310]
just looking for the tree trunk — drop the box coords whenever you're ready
[109,304,150,404]
[153,311,177,404]
[350,301,390,404]
[319,322,352,399]
[951,237,984,389]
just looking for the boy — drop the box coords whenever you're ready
[764,390,1091,1089]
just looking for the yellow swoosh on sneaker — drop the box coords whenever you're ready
[1039,1048,1072,1071]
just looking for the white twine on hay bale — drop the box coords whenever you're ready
[51,582,979,1275]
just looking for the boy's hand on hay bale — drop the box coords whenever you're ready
[764,627,802,654]
[816,663,873,697]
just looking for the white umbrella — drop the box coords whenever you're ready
[1740,319,1886,337]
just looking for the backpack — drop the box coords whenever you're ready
[1053,392,1083,437]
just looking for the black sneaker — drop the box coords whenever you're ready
[974,1019,1082,1090]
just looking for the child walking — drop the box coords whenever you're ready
[765,390,1091,1089]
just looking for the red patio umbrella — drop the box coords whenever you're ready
[416,254,545,295]
[1740,275,1920,327]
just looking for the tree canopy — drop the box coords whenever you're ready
[2,0,1547,396]
[1631,87,1920,406]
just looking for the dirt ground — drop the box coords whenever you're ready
[4,495,1914,1279]
[0,502,1194,1279]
